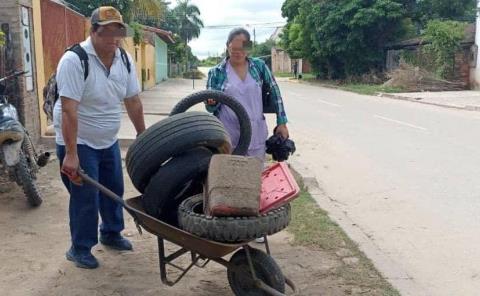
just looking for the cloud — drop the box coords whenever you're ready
[169,0,285,59]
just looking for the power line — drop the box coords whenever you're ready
[203,21,286,29]
[202,25,284,30]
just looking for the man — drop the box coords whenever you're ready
[54,6,145,269]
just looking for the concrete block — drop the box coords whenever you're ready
[205,155,263,216]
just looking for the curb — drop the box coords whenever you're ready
[288,158,425,296]
[285,79,480,112]
[377,93,480,112]
[295,79,342,90]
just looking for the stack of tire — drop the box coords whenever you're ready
[125,90,291,243]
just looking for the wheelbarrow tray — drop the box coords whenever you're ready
[78,171,297,295]
[125,196,242,258]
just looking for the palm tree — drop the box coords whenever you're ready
[63,0,167,24]
[172,0,204,43]
[130,0,167,26]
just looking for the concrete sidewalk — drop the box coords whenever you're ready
[379,90,480,111]
[119,78,206,140]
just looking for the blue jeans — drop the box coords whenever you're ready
[57,141,124,254]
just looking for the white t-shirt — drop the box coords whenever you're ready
[53,37,140,149]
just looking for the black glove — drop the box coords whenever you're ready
[265,134,296,162]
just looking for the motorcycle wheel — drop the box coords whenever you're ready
[15,151,42,207]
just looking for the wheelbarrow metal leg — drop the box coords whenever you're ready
[157,237,204,287]
[264,236,271,255]
[157,237,169,286]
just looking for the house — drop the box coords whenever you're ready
[0,0,42,142]
[2,0,174,138]
[385,24,476,89]
[144,26,175,85]
[269,27,311,75]
[32,0,87,137]
[473,1,480,89]
[122,27,174,91]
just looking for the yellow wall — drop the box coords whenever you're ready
[32,0,47,136]
[122,37,143,87]
[122,38,155,90]
[143,43,156,90]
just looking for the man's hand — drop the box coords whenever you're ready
[61,152,82,185]
[275,124,289,139]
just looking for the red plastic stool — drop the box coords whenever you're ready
[260,162,300,213]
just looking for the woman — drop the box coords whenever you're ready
[206,28,289,161]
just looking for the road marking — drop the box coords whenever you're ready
[284,91,342,107]
[317,99,342,107]
[374,115,428,131]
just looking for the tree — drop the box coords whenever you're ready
[251,39,276,58]
[423,20,468,79]
[131,0,167,27]
[167,34,197,65]
[281,0,406,78]
[63,0,166,24]
[171,0,204,43]
[415,0,476,24]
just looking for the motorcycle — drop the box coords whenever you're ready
[0,70,50,206]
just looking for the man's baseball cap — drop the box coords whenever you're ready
[90,6,126,28]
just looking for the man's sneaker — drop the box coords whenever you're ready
[100,234,133,251]
[66,248,99,269]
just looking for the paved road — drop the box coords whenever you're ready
[121,78,480,295]
[280,80,480,296]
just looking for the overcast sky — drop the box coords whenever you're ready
[169,0,286,59]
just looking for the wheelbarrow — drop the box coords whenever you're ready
[78,171,297,296]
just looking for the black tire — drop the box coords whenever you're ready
[142,147,212,225]
[15,151,42,207]
[126,112,231,193]
[227,248,285,296]
[178,195,291,243]
[170,90,252,156]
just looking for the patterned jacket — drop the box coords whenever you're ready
[206,57,288,125]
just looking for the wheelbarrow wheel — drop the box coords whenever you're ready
[227,248,285,296]
[169,90,252,156]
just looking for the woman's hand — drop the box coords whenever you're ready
[275,124,289,139]
[206,99,217,105]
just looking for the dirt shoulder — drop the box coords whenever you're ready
[0,157,398,296]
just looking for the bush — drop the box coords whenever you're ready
[281,0,405,79]
[423,20,468,79]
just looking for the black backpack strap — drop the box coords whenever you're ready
[67,44,89,80]
[119,47,131,73]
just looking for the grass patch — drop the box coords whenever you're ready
[301,79,405,95]
[275,72,316,80]
[339,84,404,95]
[299,73,316,80]
[288,190,401,295]
[275,72,295,78]
[289,191,345,250]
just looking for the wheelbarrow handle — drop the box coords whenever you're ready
[77,170,126,207]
